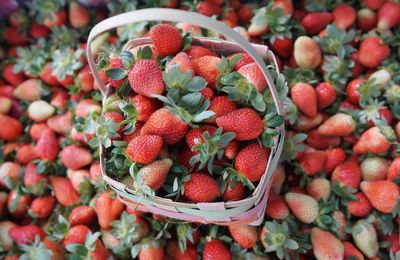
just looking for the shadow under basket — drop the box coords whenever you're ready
[87,8,285,226]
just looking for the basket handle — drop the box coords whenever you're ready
[86,8,282,113]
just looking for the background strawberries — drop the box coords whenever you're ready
[0,0,399,259]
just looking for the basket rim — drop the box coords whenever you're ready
[99,37,285,211]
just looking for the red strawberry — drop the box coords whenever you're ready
[224,139,239,159]
[270,37,294,59]
[166,52,195,76]
[358,37,390,68]
[203,240,231,260]
[129,59,164,97]
[387,157,400,181]
[228,224,257,249]
[69,1,90,29]
[266,191,290,220]
[104,111,124,134]
[284,192,319,224]
[197,1,223,16]
[315,82,337,109]
[138,240,164,260]
[357,8,378,32]
[377,1,400,30]
[23,162,48,189]
[67,169,90,192]
[36,129,59,161]
[364,0,385,10]
[346,79,365,105]
[40,63,59,86]
[77,65,94,92]
[207,96,237,124]
[3,27,28,45]
[9,225,45,245]
[311,228,344,260]
[61,145,93,170]
[68,205,97,227]
[166,240,198,260]
[50,176,80,206]
[360,180,400,213]
[291,82,317,117]
[318,113,356,136]
[343,241,364,260]
[185,46,218,59]
[293,113,324,131]
[150,24,182,57]
[30,22,50,38]
[0,162,20,188]
[183,173,220,203]
[301,12,332,35]
[43,10,66,28]
[176,22,202,36]
[30,196,55,219]
[324,148,346,173]
[360,157,388,181]
[138,159,173,190]
[293,36,322,69]
[307,177,331,202]
[106,57,125,88]
[185,125,217,149]
[0,114,23,141]
[347,192,372,217]
[95,192,125,230]
[29,123,50,141]
[132,95,161,122]
[354,126,391,154]
[381,232,400,254]
[237,62,267,92]
[299,151,327,176]
[47,112,73,136]
[331,161,361,189]
[192,56,222,89]
[216,108,263,141]
[126,135,163,164]
[16,144,38,164]
[200,87,214,100]
[235,143,270,182]
[141,108,189,145]
[43,239,66,260]
[7,190,31,219]
[306,129,340,149]
[3,64,25,86]
[222,179,245,202]
[333,5,356,29]
[228,52,254,70]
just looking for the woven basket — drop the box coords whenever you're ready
[86,8,285,226]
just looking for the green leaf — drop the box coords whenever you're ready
[136,46,153,60]
[120,50,135,69]
[106,68,126,80]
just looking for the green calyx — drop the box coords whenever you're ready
[163,64,207,95]
[223,167,255,190]
[190,128,236,174]
[263,221,300,260]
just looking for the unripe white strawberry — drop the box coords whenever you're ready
[0,221,17,251]
[101,230,120,250]
[14,79,42,101]
[306,177,331,202]
[360,157,389,181]
[0,97,12,114]
[368,69,391,88]
[28,100,55,122]
[284,192,319,224]
[352,220,379,258]
[294,36,322,69]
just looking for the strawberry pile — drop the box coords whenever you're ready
[0,0,400,260]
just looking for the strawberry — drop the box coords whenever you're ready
[36,129,59,161]
[28,100,55,122]
[228,52,254,70]
[315,82,337,109]
[0,114,23,141]
[200,87,214,100]
[14,79,42,101]
[347,192,372,217]
[247,8,269,37]
[318,113,356,136]
[9,224,45,245]
[307,177,331,202]
[353,126,391,154]
[266,191,290,220]
[50,176,80,206]
[294,36,322,69]
[299,151,327,176]
[222,179,245,202]
[0,192,8,216]
[185,46,217,59]
[352,220,379,258]
[228,224,257,249]
[377,1,400,30]
[129,59,165,97]
[67,169,90,192]
[284,192,319,224]
[40,63,59,86]
[61,145,93,170]
[150,24,182,57]
[345,79,365,105]
[132,95,161,122]
[237,62,267,92]
[7,190,31,219]
[104,111,124,135]
[185,125,217,149]
[332,210,349,239]
[197,1,223,17]
[16,145,37,165]
[0,162,20,188]
[216,108,263,141]
[293,113,324,131]
[176,22,202,36]
[4,64,25,86]
[183,173,220,203]
[29,123,50,141]
[343,241,364,260]
[360,180,399,213]
[3,27,29,45]
[387,157,400,181]
[77,65,94,92]
[43,10,67,28]
[360,157,388,181]
[30,196,55,219]
[166,52,195,76]
[69,1,90,29]
[43,239,67,260]
[311,228,344,260]
[0,96,12,114]
[301,12,332,35]
[166,240,198,260]
[306,129,340,149]
[291,82,317,117]
[324,148,346,173]
[30,22,50,39]
[192,56,221,89]
[357,8,377,32]
[207,96,237,124]
[47,112,73,136]
[224,139,239,159]
[141,108,189,145]
[331,161,361,189]
[23,162,48,190]
[237,5,253,25]
[333,5,356,29]
[235,143,270,182]
[203,240,231,260]
[138,240,165,260]
[358,37,390,68]
[138,158,172,190]
[126,135,163,164]
[364,0,385,10]
[95,192,125,230]
[68,205,97,227]
[106,57,125,88]
[0,221,17,251]
[270,37,294,59]
[381,232,400,254]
